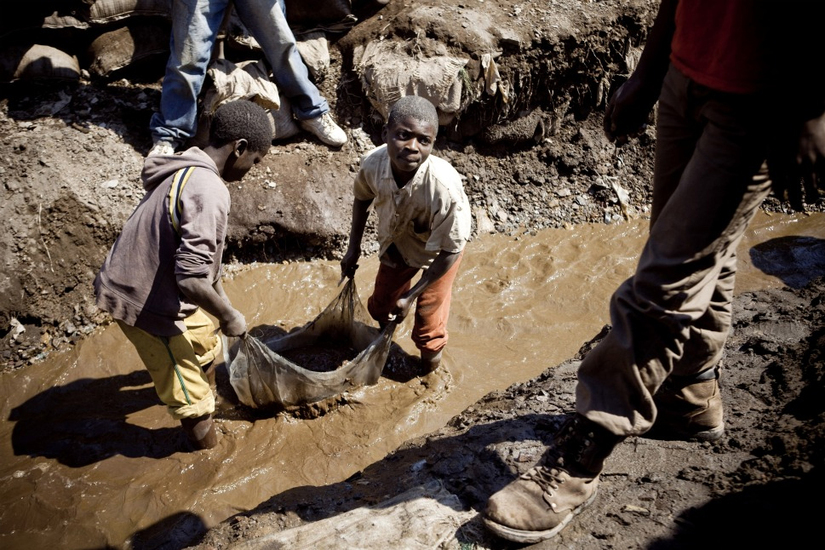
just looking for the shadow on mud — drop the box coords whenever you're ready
[648,467,824,549]
[128,511,210,550]
[185,412,564,549]
[750,235,825,288]
[8,369,186,467]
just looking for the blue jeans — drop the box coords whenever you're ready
[150,0,328,145]
[575,65,773,436]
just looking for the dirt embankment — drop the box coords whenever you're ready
[5,0,821,371]
[0,0,671,370]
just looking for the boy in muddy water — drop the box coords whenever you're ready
[483,0,825,544]
[340,95,472,373]
[94,101,272,451]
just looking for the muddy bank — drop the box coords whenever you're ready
[191,276,825,549]
[2,0,821,370]
[1,218,821,549]
[0,0,658,368]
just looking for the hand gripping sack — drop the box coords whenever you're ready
[223,278,396,409]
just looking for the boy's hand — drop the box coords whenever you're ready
[392,296,414,322]
[220,309,247,338]
[340,248,360,279]
[603,76,656,145]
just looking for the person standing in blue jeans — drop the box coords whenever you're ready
[149,0,347,155]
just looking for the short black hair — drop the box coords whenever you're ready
[387,95,439,130]
[209,101,272,153]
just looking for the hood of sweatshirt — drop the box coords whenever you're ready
[141,147,222,192]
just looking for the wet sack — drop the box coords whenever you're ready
[223,278,396,409]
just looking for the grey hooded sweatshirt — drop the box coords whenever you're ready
[94,148,229,336]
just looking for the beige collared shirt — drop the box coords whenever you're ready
[354,144,472,269]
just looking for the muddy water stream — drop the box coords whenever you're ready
[1,212,823,548]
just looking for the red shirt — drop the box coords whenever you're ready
[670,0,769,94]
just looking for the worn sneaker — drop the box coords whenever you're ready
[648,366,725,442]
[148,140,176,156]
[269,97,301,141]
[484,414,623,543]
[299,112,347,147]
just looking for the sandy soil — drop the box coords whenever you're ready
[1,0,824,548]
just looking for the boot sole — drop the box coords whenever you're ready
[482,489,598,544]
[644,422,725,443]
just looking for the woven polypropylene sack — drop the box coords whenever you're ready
[224,278,396,409]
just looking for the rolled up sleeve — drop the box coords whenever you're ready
[174,179,230,282]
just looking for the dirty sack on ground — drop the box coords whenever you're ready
[223,278,396,409]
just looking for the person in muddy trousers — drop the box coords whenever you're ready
[94,101,272,451]
[149,0,346,156]
[483,0,825,543]
[340,95,472,373]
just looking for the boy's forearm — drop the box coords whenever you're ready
[347,198,372,250]
[177,275,236,322]
[213,278,229,301]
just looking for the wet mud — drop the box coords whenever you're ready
[1,1,824,547]
[0,212,822,549]
[198,275,825,550]
[278,342,359,373]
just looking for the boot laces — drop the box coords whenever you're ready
[522,461,567,495]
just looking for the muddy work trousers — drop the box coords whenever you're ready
[368,252,463,355]
[118,309,219,420]
[576,65,773,436]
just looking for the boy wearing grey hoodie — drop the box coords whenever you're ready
[95,101,272,451]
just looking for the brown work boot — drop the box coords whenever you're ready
[648,366,725,442]
[484,414,623,543]
[180,414,218,451]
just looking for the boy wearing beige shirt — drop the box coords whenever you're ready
[341,96,472,372]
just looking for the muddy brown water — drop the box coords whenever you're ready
[1,212,823,549]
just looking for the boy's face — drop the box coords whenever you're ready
[382,115,436,184]
[222,141,267,182]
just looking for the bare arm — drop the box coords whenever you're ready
[765,2,825,211]
[603,0,678,144]
[177,275,246,336]
[392,249,461,321]
[340,197,373,278]
[769,111,825,211]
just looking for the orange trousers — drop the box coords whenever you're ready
[368,252,463,354]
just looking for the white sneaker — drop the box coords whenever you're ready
[148,140,176,156]
[268,104,301,141]
[299,112,347,147]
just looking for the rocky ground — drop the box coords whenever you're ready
[1,0,824,548]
